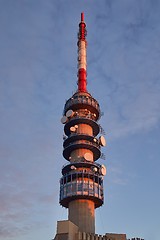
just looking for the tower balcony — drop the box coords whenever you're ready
[61,161,102,175]
[63,133,99,148]
[64,117,100,136]
[63,94,101,121]
[59,171,104,208]
[63,134,101,161]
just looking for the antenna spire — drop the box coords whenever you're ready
[81,12,84,22]
[77,12,87,92]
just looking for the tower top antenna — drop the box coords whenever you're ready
[81,12,84,21]
[77,12,87,92]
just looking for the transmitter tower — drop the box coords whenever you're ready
[60,12,106,234]
[53,13,132,240]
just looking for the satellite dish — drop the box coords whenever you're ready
[99,136,106,146]
[71,165,76,170]
[66,109,74,118]
[93,167,98,172]
[101,164,106,176]
[61,116,68,124]
[84,152,92,161]
[70,126,76,132]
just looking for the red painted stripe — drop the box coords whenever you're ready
[78,68,87,92]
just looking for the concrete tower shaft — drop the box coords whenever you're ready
[60,13,106,234]
[69,200,95,234]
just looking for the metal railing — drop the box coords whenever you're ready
[64,95,100,115]
[63,139,100,149]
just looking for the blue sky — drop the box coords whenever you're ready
[0,1,160,240]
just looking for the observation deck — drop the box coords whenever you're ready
[59,170,104,208]
[63,92,101,121]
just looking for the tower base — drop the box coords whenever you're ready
[69,199,95,234]
[53,220,127,240]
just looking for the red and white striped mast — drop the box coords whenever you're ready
[77,12,87,92]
